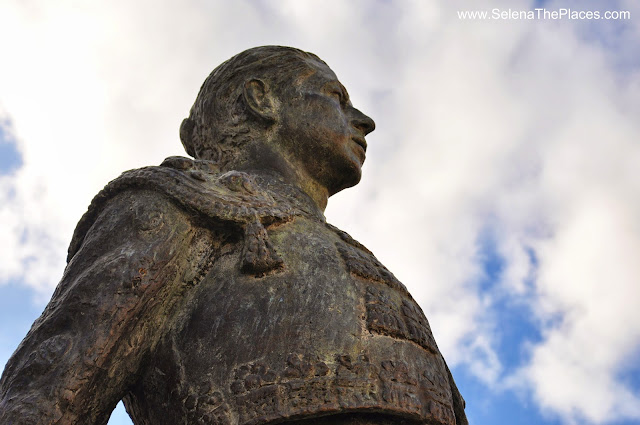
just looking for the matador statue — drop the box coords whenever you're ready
[0,46,467,425]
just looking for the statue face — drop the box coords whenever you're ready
[274,60,375,196]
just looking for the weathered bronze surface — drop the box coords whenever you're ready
[0,46,468,425]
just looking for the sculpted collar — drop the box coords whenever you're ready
[68,156,324,276]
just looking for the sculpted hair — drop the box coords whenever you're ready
[180,46,325,167]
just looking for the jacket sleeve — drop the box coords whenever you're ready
[0,189,218,425]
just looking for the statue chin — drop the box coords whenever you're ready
[326,163,363,196]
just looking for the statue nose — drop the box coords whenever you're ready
[350,108,376,136]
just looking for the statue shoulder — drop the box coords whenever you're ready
[325,223,409,295]
[68,156,295,274]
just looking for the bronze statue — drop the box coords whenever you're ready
[0,46,467,425]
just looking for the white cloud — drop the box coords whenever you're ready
[1,1,639,424]
[333,1,640,422]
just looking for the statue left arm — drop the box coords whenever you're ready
[0,189,218,424]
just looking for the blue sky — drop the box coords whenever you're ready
[1,1,639,424]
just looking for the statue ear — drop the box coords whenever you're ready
[243,79,277,123]
[179,118,196,157]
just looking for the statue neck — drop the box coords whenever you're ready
[227,139,330,213]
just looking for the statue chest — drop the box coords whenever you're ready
[131,218,456,425]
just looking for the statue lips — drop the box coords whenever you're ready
[351,136,367,163]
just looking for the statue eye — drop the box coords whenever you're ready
[330,91,344,103]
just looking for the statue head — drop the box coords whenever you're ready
[180,46,375,199]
